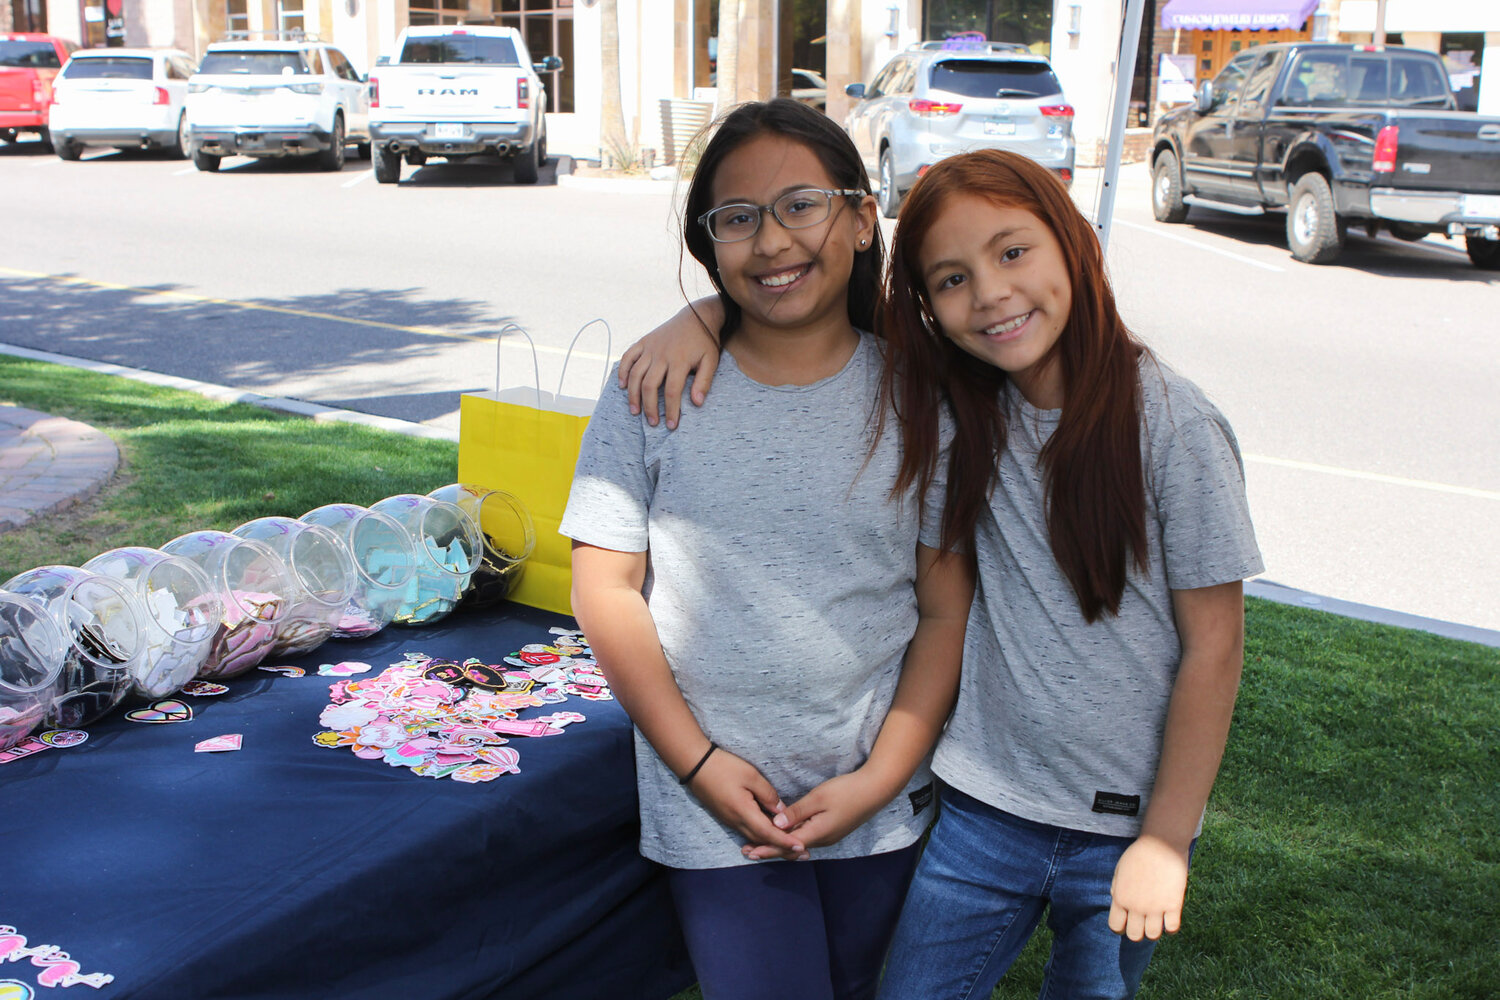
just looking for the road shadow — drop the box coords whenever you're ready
[397,154,563,188]
[0,137,52,157]
[0,274,515,425]
[1177,209,1498,283]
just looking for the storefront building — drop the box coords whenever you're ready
[22,0,1498,160]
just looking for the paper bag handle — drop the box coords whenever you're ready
[555,318,613,399]
[494,322,543,408]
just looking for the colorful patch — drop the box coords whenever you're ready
[37,729,89,749]
[124,700,194,724]
[259,665,306,678]
[181,680,230,697]
[317,661,372,677]
[194,734,243,753]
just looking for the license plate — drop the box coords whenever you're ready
[984,119,1015,136]
[1460,194,1500,218]
[434,123,464,139]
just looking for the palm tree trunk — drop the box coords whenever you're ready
[599,0,632,166]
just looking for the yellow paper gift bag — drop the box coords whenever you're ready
[457,324,610,615]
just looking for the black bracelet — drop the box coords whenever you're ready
[679,742,719,786]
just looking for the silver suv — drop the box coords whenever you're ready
[844,40,1075,217]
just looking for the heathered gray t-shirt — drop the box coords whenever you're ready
[561,332,944,869]
[934,354,1263,838]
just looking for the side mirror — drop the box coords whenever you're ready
[844,82,866,99]
[535,56,563,73]
[1195,80,1214,112]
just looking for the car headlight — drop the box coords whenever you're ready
[285,82,324,95]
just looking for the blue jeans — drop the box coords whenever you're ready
[877,786,1169,1000]
[667,843,921,1000]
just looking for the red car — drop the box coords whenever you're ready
[1,33,77,146]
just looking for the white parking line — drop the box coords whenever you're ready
[342,170,371,188]
[1112,218,1285,272]
[1245,452,1500,501]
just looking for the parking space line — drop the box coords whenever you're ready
[1113,218,1285,272]
[0,265,610,362]
[342,170,372,188]
[1244,452,1500,501]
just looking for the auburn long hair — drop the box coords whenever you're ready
[681,98,884,346]
[880,149,1148,621]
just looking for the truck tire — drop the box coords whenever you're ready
[1151,150,1189,223]
[372,142,401,184]
[878,149,901,219]
[318,115,346,172]
[1286,173,1343,264]
[54,137,81,161]
[514,131,541,184]
[193,149,221,172]
[171,113,190,159]
[1467,235,1500,270]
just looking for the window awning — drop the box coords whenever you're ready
[1160,0,1319,31]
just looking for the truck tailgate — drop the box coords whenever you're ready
[375,67,523,123]
[1388,112,1500,195]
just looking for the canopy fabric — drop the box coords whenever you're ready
[1160,0,1319,31]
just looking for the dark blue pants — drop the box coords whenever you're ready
[666,843,922,1000]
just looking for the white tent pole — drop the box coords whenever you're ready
[1095,0,1148,251]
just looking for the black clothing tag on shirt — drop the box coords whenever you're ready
[909,783,935,815]
[1092,791,1141,816]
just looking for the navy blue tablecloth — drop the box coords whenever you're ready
[0,602,693,1000]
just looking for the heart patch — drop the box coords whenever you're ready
[125,700,194,724]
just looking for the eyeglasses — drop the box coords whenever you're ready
[698,187,865,243]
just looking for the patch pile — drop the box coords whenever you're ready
[311,628,609,782]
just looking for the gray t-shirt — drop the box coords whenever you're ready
[560,333,944,869]
[934,354,1263,838]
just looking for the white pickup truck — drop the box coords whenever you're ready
[367,25,560,185]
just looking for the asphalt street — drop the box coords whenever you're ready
[2,138,1497,633]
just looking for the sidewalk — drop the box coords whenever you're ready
[0,404,119,535]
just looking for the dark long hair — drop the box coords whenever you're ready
[682,98,883,345]
[880,149,1148,621]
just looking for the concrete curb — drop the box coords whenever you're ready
[0,403,120,535]
[3,341,1496,649]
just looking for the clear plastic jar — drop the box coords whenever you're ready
[161,530,293,679]
[0,589,67,750]
[234,516,357,657]
[2,566,145,729]
[299,503,416,639]
[426,484,535,607]
[370,494,482,626]
[81,547,221,700]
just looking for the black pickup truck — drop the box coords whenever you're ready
[1150,43,1500,268]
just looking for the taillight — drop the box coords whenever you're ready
[1373,125,1399,173]
[517,78,529,110]
[1039,104,1075,118]
[369,76,379,108]
[908,98,961,116]
[153,86,170,105]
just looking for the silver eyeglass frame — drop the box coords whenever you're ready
[697,188,867,244]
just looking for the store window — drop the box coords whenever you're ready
[278,0,305,37]
[499,0,574,114]
[409,0,467,27]
[1441,32,1484,112]
[226,0,248,37]
[924,0,1053,55]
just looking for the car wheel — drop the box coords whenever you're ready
[372,142,401,184]
[1467,235,1500,270]
[1151,149,1189,223]
[171,113,190,160]
[54,137,82,162]
[318,115,346,172]
[192,148,221,172]
[878,149,900,219]
[1286,173,1344,265]
[514,128,541,184]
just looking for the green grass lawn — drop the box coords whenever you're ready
[4,356,1497,999]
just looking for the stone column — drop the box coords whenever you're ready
[824,0,862,123]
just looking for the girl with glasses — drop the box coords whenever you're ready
[560,99,973,1000]
[624,149,1261,999]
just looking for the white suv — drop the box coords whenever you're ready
[185,39,370,172]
